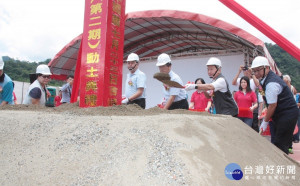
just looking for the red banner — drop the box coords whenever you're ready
[80,0,126,107]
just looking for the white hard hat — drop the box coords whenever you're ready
[36,64,52,75]
[156,53,171,66]
[126,53,139,62]
[206,57,222,67]
[0,57,4,70]
[251,56,270,69]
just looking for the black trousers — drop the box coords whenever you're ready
[252,112,259,132]
[273,110,298,154]
[128,98,146,109]
[169,99,189,110]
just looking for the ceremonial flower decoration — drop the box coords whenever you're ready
[258,85,265,96]
[128,80,133,86]
[163,84,169,91]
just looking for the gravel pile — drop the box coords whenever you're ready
[1,106,299,185]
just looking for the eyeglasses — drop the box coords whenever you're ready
[127,61,137,65]
[252,67,264,73]
[41,75,51,79]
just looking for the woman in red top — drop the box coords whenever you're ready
[234,76,258,127]
[189,78,212,112]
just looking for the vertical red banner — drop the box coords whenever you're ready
[80,0,126,107]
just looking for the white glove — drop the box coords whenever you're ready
[260,120,269,132]
[185,84,196,91]
[122,98,129,104]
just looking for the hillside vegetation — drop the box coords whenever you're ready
[265,43,300,91]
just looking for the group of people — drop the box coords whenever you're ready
[122,53,299,155]
[122,53,239,115]
[122,53,189,110]
[0,57,74,106]
[1,53,299,155]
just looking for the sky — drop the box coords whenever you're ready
[0,0,299,62]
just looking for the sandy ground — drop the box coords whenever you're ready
[0,103,299,185]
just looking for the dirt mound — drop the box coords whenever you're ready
[0,102,205,116]
[0,106,299,185]
[0,102,215,118]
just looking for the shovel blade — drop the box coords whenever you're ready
[153,72,184,88]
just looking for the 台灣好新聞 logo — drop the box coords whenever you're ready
[225,163,243,180]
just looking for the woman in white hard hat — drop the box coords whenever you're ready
[251,56,298,154]
[156,53,188,110]
[23,64,52,105]
[185,57,238,116]
[122,53,147,109]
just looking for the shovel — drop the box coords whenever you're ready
[153,72,185,88]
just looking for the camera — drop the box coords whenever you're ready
[242,66,248,71]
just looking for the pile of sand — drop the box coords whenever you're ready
[0,104,299,185]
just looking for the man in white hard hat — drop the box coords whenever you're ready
[0,57,14,105]
[251,56,298,154]
[156,53,188,110]
[185,57,238,116]
[23,64,52,105]
[122,53,146,109]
